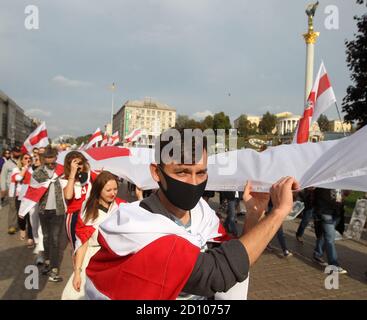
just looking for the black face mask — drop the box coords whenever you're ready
[77,171,89,184]
[157,166,207,211]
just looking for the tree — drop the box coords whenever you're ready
[213,112,231,131]
[258,112,277,134]
[317,114,330,132]
[76,134,91,145]
[175,115,190,130]
[342,0,367,128]
[237,115,256,137]
[201,115,214,130]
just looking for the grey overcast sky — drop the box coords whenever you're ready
[0,0,365,138]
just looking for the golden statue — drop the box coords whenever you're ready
[305,1,319,31]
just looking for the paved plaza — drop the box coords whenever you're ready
[0,193,366,300]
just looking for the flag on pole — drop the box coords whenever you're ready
[85,128,103,149]
[108,131,119,146]
[100,132,110,147]
[21,122,49,154]
[294,62,337,144]
[124,128,143,143]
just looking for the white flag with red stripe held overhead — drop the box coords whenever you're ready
[107,131,119,146]
[21,122,49,154]
[100,132,109,147]
[294,62,337,144]
[85,128,103,149]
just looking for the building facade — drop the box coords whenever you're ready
[113,98,176,144]
[329,120,352,133]
[0,90,39,150]
[275,112,301,135]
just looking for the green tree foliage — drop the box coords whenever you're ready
[317,114,330,132]
[258,112,277,134]
[342,0,367,128]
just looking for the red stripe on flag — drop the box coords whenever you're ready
[25,186,48,202]
[29,129,48,145]
[316,74,332,99]
[85,147,131,161]
[87,233,200,300]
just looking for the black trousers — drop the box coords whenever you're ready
[16,198,33,239]
[39,210,65,269]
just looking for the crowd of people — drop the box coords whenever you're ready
[0,128,366,299]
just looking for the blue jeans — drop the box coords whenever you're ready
[276,225,288,252]
[224,199,238,236]
[296,208,314,238]
[314,214,339,266]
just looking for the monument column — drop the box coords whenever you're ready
[303,2,320,105]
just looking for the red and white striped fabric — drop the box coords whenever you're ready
[294,62,337,144]
[21,122,49,154]
[107,131,119,146]
[85,128,103,149]
[74,197,126,253]
[100,133,109,147]
[84,199,247,300]
[124,128,142,143]
[18,164,64,218]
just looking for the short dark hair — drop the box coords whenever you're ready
[155,128,207,166]
[42,146,58,159]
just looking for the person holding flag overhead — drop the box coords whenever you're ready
[85,129,299,300]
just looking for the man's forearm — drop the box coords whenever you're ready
[239,209,287,266]
[242,210,265,234]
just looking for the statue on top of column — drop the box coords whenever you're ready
[305,1,319,31]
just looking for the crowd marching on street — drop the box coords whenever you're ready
[0,126,366,300]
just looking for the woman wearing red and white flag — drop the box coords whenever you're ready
[62,171,125,300]
[61,151,97,252]
[10,153,34,247]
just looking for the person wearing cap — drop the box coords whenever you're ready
[1,146,23,234]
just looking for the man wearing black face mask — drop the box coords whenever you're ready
[1,146,22,234]
[85,129,299,300]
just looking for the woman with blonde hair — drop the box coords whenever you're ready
[10,153,33,246]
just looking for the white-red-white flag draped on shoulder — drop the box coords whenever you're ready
[294,62,337,144]
[18,164,64,217]
[84,199,247,300]
[21,122,49,154]
[85,128,103,149]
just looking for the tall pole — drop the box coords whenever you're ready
[303,2,320,105]
[110,82,115,136]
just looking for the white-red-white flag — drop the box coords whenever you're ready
[100,132,110,147]
[294,62,337,144]
[85,128,103,149]
[124,128,143,143]
[108,131,119,146]
[21,122,49,154]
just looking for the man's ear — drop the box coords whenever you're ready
[150,163,161,183]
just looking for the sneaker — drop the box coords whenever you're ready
[296,235,304,244]
[283,250,293,257]
[312,255,328,267]
[48,269,63,282]
[7,227,17,235]
[334,266,348,275]
[41,264,51,275]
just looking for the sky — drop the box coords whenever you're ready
[0,0,365,138]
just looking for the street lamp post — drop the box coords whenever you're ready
[110,82,116,136]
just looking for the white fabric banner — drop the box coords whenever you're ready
[58,125,367,192]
